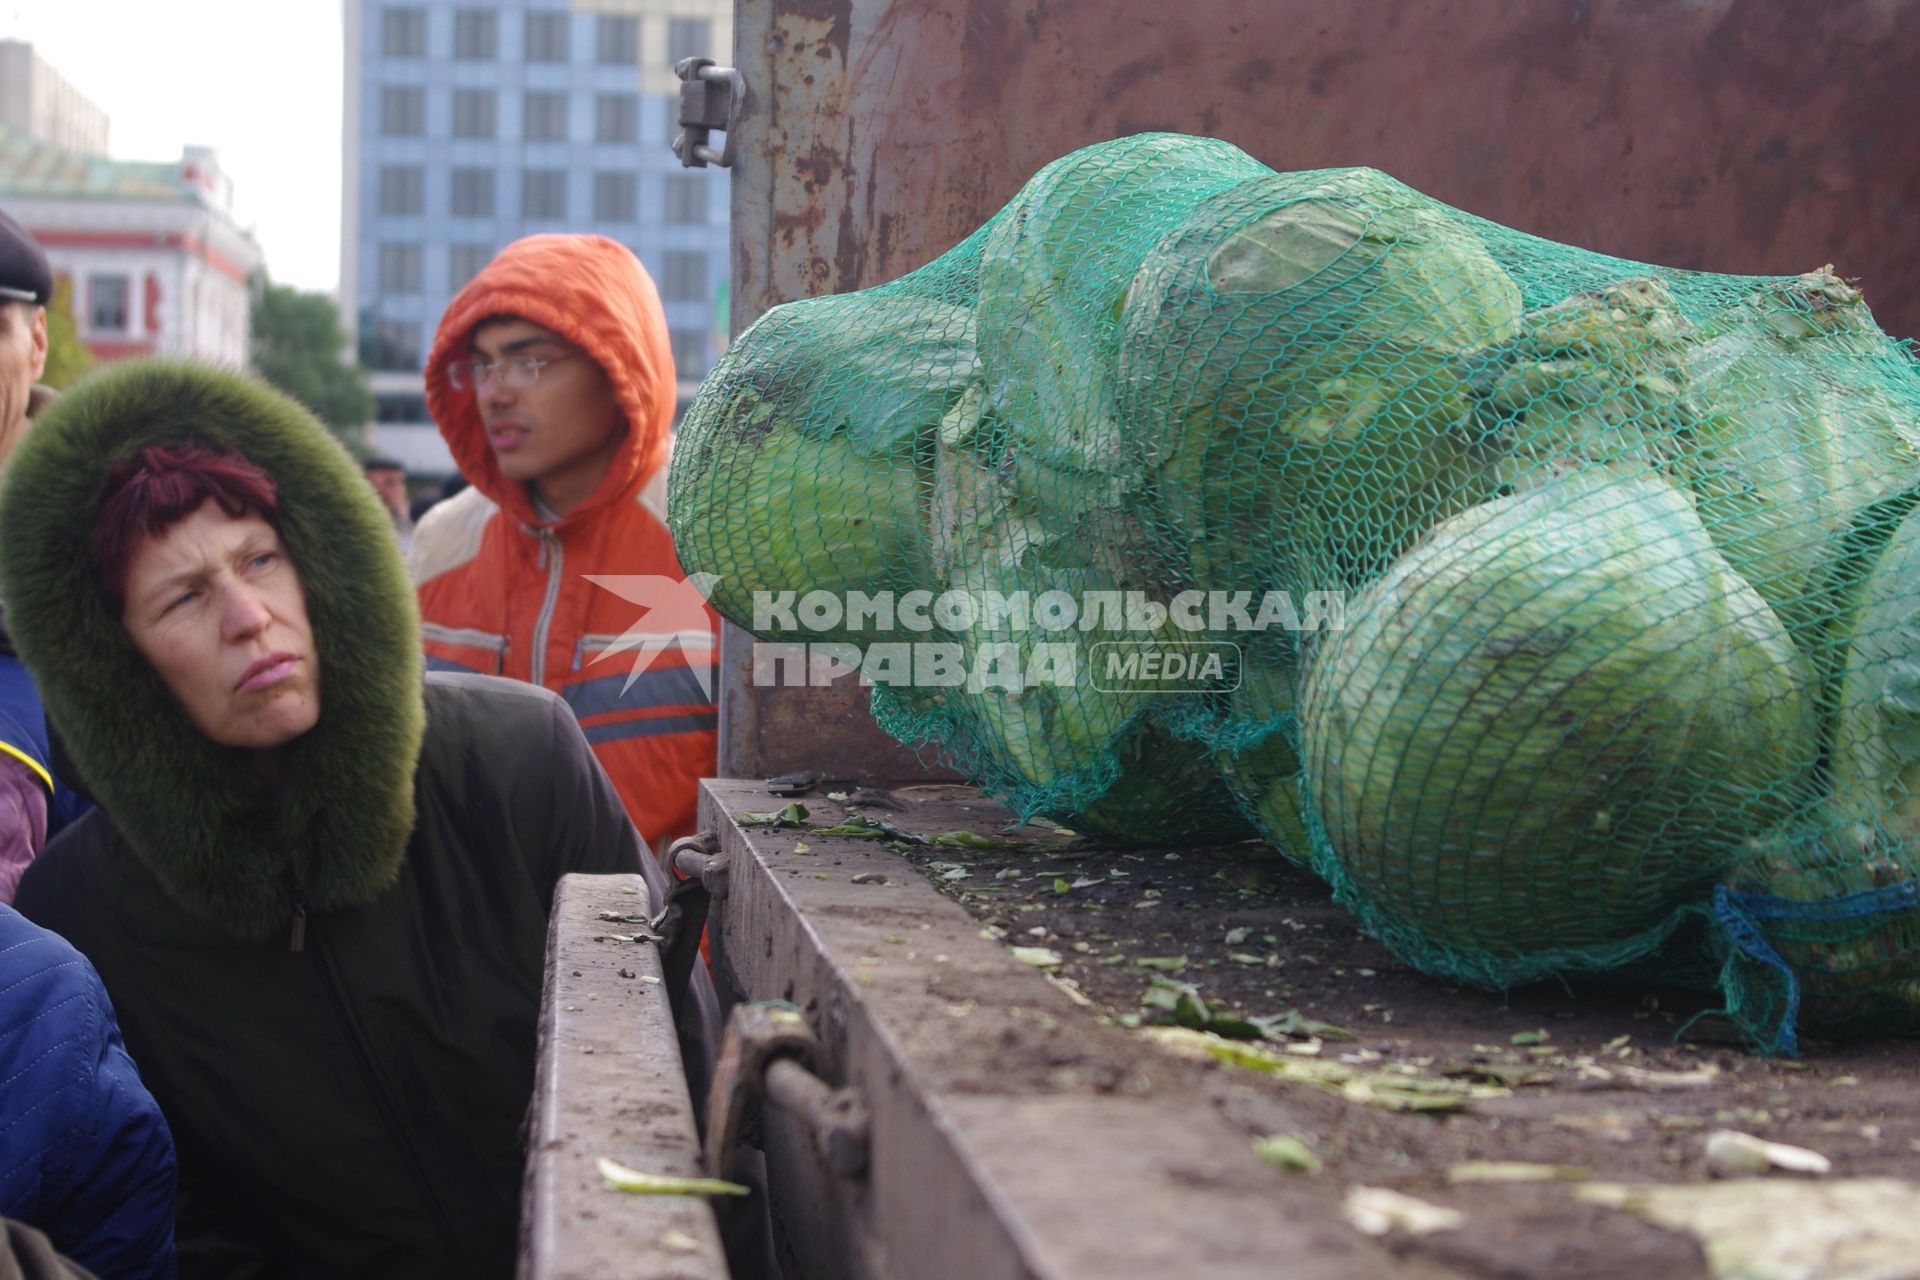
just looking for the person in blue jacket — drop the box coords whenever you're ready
[0,208,86,900]
[0,903,176,1279]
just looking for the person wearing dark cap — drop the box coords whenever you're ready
[0,208,82,901]
[0,208,52,469]
[0,225,172,1280]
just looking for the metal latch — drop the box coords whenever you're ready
[706,1004,870,1181]
[673,57,744,169]
[665,830,729,902]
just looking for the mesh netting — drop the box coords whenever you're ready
[669,133,1920,1051]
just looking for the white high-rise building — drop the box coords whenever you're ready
[0,40,110,157]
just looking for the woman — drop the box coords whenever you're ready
[0,360,683,1278]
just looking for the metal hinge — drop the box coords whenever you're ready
[673,57,744,169]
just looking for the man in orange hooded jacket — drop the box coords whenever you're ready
[411,235,718,851]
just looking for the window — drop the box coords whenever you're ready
[669,329,708,378]
[381,7,426,57]
[592,172,636,222]
[596,15,638,64]
[594,93,637,143]
[88,275,129,332]
[450,168,495,217]
[375,393,429,424]
[661,94,680,143]
[526,11,569,61]
[365,320,422,372]
[524,90,568,141]
[664,174,706,224]
[449,243,493,285]
[378,165,425,215]
[453,8,497,59]
[663,251,706,302]
[667,17,709,66]
[378,243,424,293]
[452,89,496,139]
[522,169,567,219]
[379,86,425,136]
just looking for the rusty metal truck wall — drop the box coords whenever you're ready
[723,0,1920,779]
[737,0,1919,324]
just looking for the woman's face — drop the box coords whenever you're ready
[120,499,321,750]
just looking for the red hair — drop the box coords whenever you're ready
[93,443,281,615]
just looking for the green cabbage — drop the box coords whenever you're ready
[1212,653,1312,865]
[1683,269,1920,665]
[1713,495,1920,1037]
[1064,720,1255,846]
[1832,500,1920,840]
[1724,813,1920,1037]
[1119,169,1521,601]
[939,550,1165,801]
[669,292,976,642]
[1301,469,1819,969]
[976,134,1270,530]
[1466,276,1700,488]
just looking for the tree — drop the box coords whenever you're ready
[250,277,376,447]
[39,275,94,391]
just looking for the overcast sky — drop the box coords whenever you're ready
[4,0,345,295]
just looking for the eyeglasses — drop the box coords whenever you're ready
[446,351,578,392]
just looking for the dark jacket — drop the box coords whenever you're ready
[17,676,646,1278]
[0,906,175,1280]
[0,361,668,1279]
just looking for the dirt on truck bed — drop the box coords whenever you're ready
[803,782,1920,1280]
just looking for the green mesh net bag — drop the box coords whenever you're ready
[669,133,1920,1049]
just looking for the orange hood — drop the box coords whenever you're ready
[425,234,674,527]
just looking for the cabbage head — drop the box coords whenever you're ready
[1466,276,1700,488]
[1719,488,1920,1038]
[1064,720,1254,846]
[1683,269,1920,670]
[669,292,976,642]
[1119,169,1520,601]
[1722,813,1920,1040]
[1212,652,1313,865]
[1301,469,1819,978]
[977,134,1271,530]
[935,493,1196,804]
[1831,498,1920,840]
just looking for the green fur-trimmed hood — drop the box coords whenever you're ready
[0,359,425,939]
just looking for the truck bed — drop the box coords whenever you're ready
[698,777,1920,1280]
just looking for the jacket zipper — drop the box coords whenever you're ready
[529,527,564,687]
[572,632,626,673]
[419,623,511,675]
[303,911,478,1274]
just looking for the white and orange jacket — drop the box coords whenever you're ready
[410,235,719,848]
